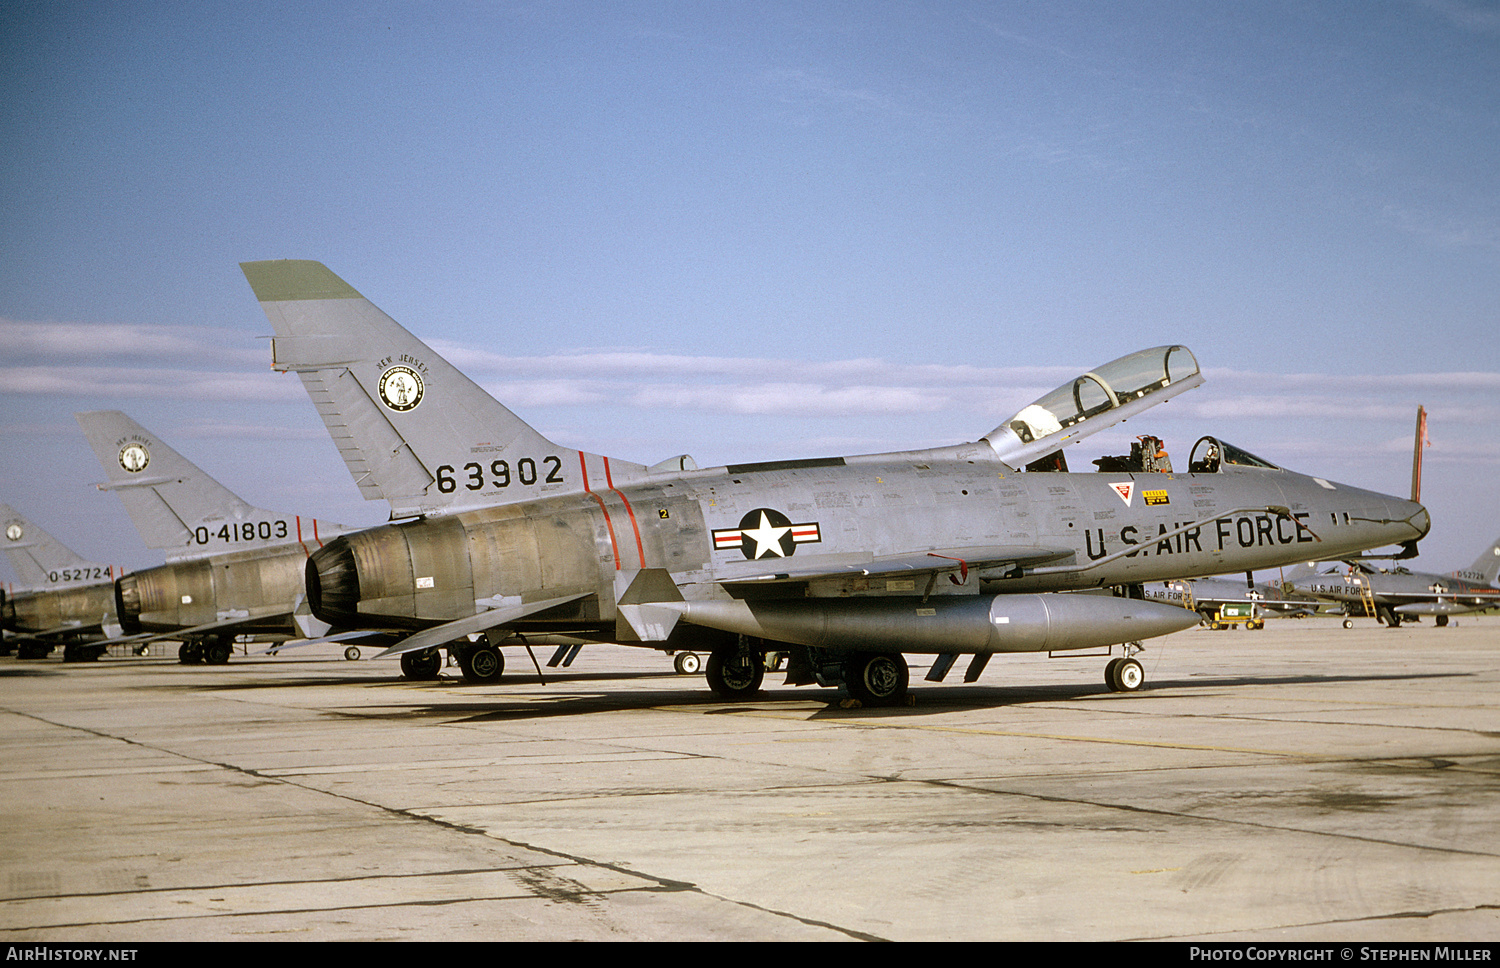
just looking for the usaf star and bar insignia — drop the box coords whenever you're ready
[713,508,822,560]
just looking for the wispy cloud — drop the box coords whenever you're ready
[1415,0,1500,35]
[7,325,1497,434]
[0,320,263,365]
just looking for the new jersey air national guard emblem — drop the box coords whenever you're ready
[378,365,424,412]
[119,443,150,473]
[712,508,822,560]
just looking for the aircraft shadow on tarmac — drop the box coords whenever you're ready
[0,666,64,678]
[128,666,1476,724]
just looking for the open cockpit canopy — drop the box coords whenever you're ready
[984,345,1202,469]
[1188,436,1282,473]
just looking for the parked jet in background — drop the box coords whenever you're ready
[243,260,1430,704]
[0,504,122,660]
[76,411,359,664]
[1289,535,1500,628]
[1144,568,1319,629]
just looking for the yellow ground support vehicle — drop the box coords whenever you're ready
[1206,601,1265,631]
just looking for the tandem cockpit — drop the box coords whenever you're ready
[1186,436,1281,474]
[1085,436,1281,476]
[982,344,1203,470]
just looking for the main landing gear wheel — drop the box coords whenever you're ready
[1342,618,1354,629]
[844,652,909,707]
[400,648,442,680]
[344,645,361,661]
[458,643,504,683]
[178,642,204,664]
[1105,657,1144,692]
[673,652,701,675]
[1436,615,1450,628]
[203,639,232,665]
[706,648,764,700]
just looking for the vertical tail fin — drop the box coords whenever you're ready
[240,260,645,519]
[0,503,117,589]
[75,411,349,561]
[1455,534,1500,587]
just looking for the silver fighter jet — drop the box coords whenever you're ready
[0,503,121,660]
[75,411,360,664]
[242,261,1430,704]
[1289,535,1500,628]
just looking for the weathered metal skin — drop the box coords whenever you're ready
[114,544,315,635]
[306,446,1429,655]
[3,582,116,634]
[310,491,663,629]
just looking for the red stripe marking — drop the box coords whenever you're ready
[586,491,621,571]
[580,453,620,570]
[296,516,309,557]
[601,457,646,567]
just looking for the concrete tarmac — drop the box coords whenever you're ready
[0,616,1496,942]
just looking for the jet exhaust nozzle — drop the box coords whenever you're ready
[113,574,141,635]
[307,536,360,627]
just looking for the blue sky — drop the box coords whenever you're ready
[2,1,1497,582]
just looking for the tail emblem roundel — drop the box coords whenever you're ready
[378,366,424,412]
[119,443,150,473]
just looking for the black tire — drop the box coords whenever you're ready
[706,648,763,700]
[1109,658,1145,692]
[203,640,232,665]
[673,652,701,675]
[399,648,442,680]
[1436,615,1449,628]
[344,645,361,660]
[1104,657,1123,690]
[178,642,203,664]
[458,643,504,683]
[845,652,909,707]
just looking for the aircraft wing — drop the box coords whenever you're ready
[1183,595,1320,615]
[373,593,593,658]
[255,628,407,655]
[1177,593,1318,608]
[1386,590,1500,607]
[709,545,1077,586]
[95,611,295,647]
[15,620,107,640]
[1393,599,1497,617]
